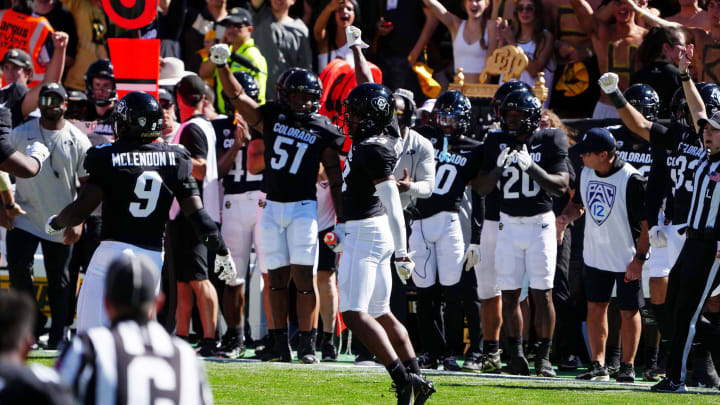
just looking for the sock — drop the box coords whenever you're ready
[606,345,621,367]
[484,340,500,354]
[651,304,668,342]
[323,331,334,345]
[387,358,410,387]
[228,327,243,341]
[536,338,552,361]
[507,336,523,358]
[404,358,421,375]
[273,328,289,349]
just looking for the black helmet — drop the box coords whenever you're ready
[277,68,322,119]
[433,90,472,136]
[624,84,660,122]
[112,92,163,141]
[492,81,533,122]
[233,71,259,102]
[499,89,542,136]
[342,83,395,139]
[672,83,720,127]
[84,59,117,107]
[276,67,303,95]
[698,82,720,116]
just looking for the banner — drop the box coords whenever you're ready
[102,0,157,29]
[109,38,159,100]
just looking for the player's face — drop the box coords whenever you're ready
[39,94,67,120]
[611,0,633,22]
[287,92,315,116]
[437,112,461,135]
[503,109,527,132]
[2,62,30,84]
[703,126,720,155]
[92,77,114,101]
[516,0,536,25]
[334,1,355,28]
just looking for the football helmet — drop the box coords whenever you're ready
[698,82,720,116]
[671,83,720,127]
[277,68,323,119]
[491,81,533,122]
[234,71,260,102]
[84,59,117,107]
[433,90,472,136]
[499,89,542,136]
[342,83,395,139]
[113,92,163,141]
[624,84,660,122]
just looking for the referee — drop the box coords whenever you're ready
[652,49,720,393]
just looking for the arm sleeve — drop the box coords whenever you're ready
[572,167,583,204]
[0,107,15,163]
[179,123,209,159]
[83,147,105,186]
[471,191,484,244]
[645,148,669,228]
[375,179,407,256]
[407,137,435,199]
[171,149,200,200]
[482,136,499,172]
[626,174,647,226]
[649,122,670,149]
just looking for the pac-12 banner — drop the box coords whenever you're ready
[108,38,159,100]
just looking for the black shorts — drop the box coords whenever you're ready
[583,264,644,310]
[167,215,215,283]
[317,227,338,272]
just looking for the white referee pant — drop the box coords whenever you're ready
[495,211,557,291]
[338,215,393,317]
[409,211,465,288]
[260,200,318,272]
[76,241,163,332]
[222,191,267,285]
[475,220,502,300]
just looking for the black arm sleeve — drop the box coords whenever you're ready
[645,148,670,228]
[627,174,648,228]
[649,122,670,149]
[471,191,484,244]
[0,107,16,163]
[572,167,583,205]
[178,123,209,159]
[186,208,228,255]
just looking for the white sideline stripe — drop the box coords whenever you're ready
[680,258,720,382]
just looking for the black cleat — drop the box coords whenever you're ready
[504,355,530,376]
[615,362,636,383]
[481,350,503,373]
[394,373,436,405]
[221,335,246,359]
[461,352,482,373]
[443,355,462,371]
[651,377,688,393]
[535,358,557,377]
[558,354,583,371]
[197,339,223,358]
[576,361,610,381]
[417,353,439,370]
[689,347,720,388]
[321,340,338,362]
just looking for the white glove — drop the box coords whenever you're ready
[346,26,369,49]
[27,141,49,165]
[516,144,533,171]
[45,215,63,235]
[214,252,237,284]
[598,72,619,95]
[209,44,231,66]
[463,243,481,271]
[326,223,345,253]
[496,147,516,169]
[649,225,668,248]
[394,257,415,285]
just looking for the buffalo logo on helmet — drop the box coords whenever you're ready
[372,96,390,114]
[116,99,127,116]
[138,117,146,127]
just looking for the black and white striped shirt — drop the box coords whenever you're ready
[55,320,213,405]
[686,154,720,235]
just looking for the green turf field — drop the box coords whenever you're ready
[30,352,720,404]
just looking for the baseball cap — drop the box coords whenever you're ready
[417,98,436,117]
[67,89,87,102]
[220,8,252,26]
[158,57,194,87]
[176,74,206,105]
[1,49,32,70]
[158,88,173,102]
[699,111,720,130]
[39,82,68,100]
[573,127,616,154]
[105,254,159,309]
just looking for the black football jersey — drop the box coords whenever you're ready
[483,129,568,217]
[606,124,652,177]
[0,362,74,405]
[342,135,402,221]
[259,103,345,202]
[415,127,483,219]
[213,116,263,195]
[84,140,198,250]
[650,122,706,225]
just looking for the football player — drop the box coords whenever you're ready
[214,72,264,358]
[409,90,483,371]
[45,91,237,334]
[82,59,117,144]
[600,67,720,386]
[474,90,570,377]
[338,82,435,405]
[211,44,345,364]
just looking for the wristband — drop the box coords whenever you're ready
[680,71,690,82]
[5,203,14,210]
[608,90,628,109]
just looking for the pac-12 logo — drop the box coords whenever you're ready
[586,181,616,226]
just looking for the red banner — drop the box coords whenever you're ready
[108,38,159,100]
[102,0,157,29]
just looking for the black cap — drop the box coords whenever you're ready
[220,8,252,26]
[39,82,68,100]
[1,49,32,70]
[105,255,159,308]
[699,111,720,130]
[176,74,205,105]
[573,127,616,154]
[158,88,173,102]
[67,89,88,102]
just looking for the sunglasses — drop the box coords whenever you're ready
[517,5,535,13]
[160,100,173,110]
[40,94,64,107]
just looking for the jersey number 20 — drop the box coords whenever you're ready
[502,167,540,199]
[130,171,163,218]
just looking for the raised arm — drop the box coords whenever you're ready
[22,32,68,118]
[313,0,343,52]
[347,26,374,84]
[679,44,706,134]
[422,0,461,35]
[620,0,681,28]
[212,45,263,132]
[526,31,554,77]
[568,0,597,36]
[408,7,439,65]
[598,72,651,141]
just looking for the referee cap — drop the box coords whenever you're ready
[105,255,158,308]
